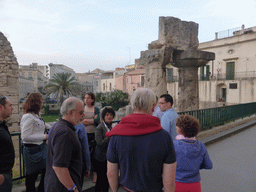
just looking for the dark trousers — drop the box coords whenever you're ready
[25,169,45,192]
[94,160,109,192]
[0,172,12,192]
[87,133,96,172]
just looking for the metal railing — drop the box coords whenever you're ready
[11,102,256,181]
[178,102,256,130]
[215,26,242,39]
[11,133,25,181]
[212,71,256,80]
[169,71,256,82]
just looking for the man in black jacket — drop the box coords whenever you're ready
[0,95,14,192]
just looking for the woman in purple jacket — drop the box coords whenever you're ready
[174,115,213,192]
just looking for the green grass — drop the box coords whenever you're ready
[41,114,59,122]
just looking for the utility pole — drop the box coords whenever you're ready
[127,47,131,64]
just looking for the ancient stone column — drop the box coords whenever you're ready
[140,47,173,97]
[172,49,215,111]
[140,16,200,99]
[0,32,20,132]
[139,16,215,111]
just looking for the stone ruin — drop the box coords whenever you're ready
[0,32,20,132]
[140,16,215,111]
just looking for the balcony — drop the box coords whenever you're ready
[203,71,256,81]
[168,71,256,82]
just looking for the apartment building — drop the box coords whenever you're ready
[167,25,256,104]
[19,63,48,99]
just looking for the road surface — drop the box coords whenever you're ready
[201,125,256,192]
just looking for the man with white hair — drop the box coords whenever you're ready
[0,96,14,192]
[106,88,177,192]
[45,97,85,192]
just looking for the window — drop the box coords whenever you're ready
[109,83,112,90]
[133,87,136,92]
[103,83,105,91]
[226,62,235,80]
[167,68,174,82]
[200,65,210,81]
[141,76,145,87]
[28,72,33,79]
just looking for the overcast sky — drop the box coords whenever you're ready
[1,0,256,72]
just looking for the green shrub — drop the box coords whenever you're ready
[98,90,129,111]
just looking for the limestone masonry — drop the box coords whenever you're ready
[0,32,20,132]
[140,16,215,111]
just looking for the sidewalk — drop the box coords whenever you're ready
[12,114,256,192]
[197,114,256,145]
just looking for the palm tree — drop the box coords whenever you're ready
[44,72,82,105]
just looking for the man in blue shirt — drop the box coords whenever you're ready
[75,124,90,184]
[159,94,179,141]
[153,96,163,119]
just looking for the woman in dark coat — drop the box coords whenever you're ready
[94,106,115,192]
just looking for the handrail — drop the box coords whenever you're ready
[178,102,256,130]
[169,71,256,82]
[11,101,256,181]
[11,133,25,181]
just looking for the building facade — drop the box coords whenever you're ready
[125,69,145,97]
[19,63,48,99]
[101,71,115,93]
[48,63,76,79]
[167,25,256,105]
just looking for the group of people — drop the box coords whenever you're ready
[0,88,212,192]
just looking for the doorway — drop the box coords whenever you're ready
[222,88,226,102]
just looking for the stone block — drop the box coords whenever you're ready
[7,114,21,124]
[0,32,20,129]
[172,49,215,68]
[158,16,199,50]
[10,64,19,70]
[0,87,19,95]
[11,105,19,114]
[7,76,18,87]
[148,40,164,50]
[0,74,7,86]
[7,96,19,104]
[140,47,173,66]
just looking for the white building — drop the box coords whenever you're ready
[19,63,48,99]
[167,25,256,105]
[101,71,115,93]
[48,63,76,79]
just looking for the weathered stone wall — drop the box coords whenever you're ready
[158,16,199,50]
[0,32,20,132]
[140,16,200,100]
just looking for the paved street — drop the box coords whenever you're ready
[12,118,256,192]
[201,125,256,192]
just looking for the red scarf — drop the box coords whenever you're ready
[106,113,162,137]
